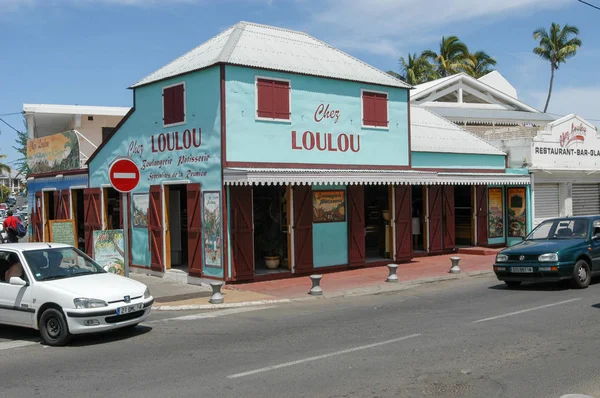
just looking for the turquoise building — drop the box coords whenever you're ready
[87,22,530,284]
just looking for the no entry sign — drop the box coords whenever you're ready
[109,158,140,193]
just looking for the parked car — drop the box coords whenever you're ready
[0,243,153,346]
[494,216,600,289]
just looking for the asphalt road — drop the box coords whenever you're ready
[2,274,600,398]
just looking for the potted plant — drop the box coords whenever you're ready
[262,235,281,269]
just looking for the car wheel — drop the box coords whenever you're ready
[39,308,71,346]
[505,281,521,288]
[571,260,591,289]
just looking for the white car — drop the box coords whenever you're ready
[0,243,154,346]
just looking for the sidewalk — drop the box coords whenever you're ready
[132,253,498,311]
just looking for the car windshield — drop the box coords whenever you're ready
[526,219,589,240]
[23,247,106,281]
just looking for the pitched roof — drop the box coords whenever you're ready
[410,106,505,156]
[23,104,130,116]
[131,21,411,89]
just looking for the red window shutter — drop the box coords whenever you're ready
[163,84,185,125]
[273,80,290,120]
[362,92,375,126]
[257,79,274,118]
[363,91,388,127]
[163,86,174,125]
[257,78,290,120]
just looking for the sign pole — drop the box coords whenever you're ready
[123,192,130,278]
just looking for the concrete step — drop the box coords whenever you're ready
[457,247,503,256]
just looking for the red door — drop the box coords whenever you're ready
[187,183,203,277]
[61,189,70,219]
[148,185,164,272]
[34,191,43,242]
[428,186,443,254]
[476,186,488,246]
[293,186,314,274]
[442,185,455,250]
[395,185,412,262]
[347,185,365,267]
[230,186,254,281]
[83,188,102,257]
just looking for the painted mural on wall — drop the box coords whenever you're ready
[507,188,527,238]
[313,190,346,223]
[532,115,600,170]
[93,229,125,275]
[27,130,80,173]
[132,194,149,228]
[488,188,503,238]
[203,191,222,268]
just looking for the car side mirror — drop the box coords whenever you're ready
[9,277,27,286]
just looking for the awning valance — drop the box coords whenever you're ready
[223,168,531,186]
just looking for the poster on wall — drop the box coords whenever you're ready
[203,191,222,268]
[313,190,346,223]
[27,130,80,174]
[487,188,504,238]
[93,229,125,275]
[507,188,527,238]
[132,194,149,228]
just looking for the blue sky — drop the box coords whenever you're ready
[1,0,598,166]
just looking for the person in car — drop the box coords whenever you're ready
[4,253,23,281]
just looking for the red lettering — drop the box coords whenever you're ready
[175,131,183,150]
[313,103,340,123]
[151,136,157,153]
[192,128,202,148]
[303,131,315,150]
[327,133,337,151]
[183,129,191,149]
[316,132,327,151]
[158,134,166,152]
[350,135,360,152]
[291,130,302,150]
[338,134,349,152]
[166,133,175,151]
[314,104,324,123]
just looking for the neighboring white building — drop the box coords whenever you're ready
[0,169,25,194]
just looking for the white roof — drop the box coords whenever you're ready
[410,106,505,156]
[131,21,411,89]
[23,104,130,116]
[477,71,517,99]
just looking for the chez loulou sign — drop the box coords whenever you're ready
[531,115,600,170]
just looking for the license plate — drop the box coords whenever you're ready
[116,303,144,315]
[510,267,533,273]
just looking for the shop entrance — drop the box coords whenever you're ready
[164,184,189,272]
[71,189,85,252]
[42,190,56,241]
[102,187,122,230]
[253,185,290,275]
[412,186,425,252]
[364,185,391,262]
[454,186,474,246]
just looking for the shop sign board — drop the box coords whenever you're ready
[487,188,503,238]
[313,190,346,223]
[93,229,125,275]
[26,130,80,174]
[531,114,600,170]
[507,188,527,238]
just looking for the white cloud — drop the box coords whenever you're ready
[528,86,600,127]
[305,0,569,56]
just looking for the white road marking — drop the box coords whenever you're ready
[0,340,38,351]
[227,333,422,379]
[113,172,136,179]
[145,306,276,324]
[473,298,581,324]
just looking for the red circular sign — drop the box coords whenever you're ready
[109,158,140,193]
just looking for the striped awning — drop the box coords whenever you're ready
[223,168,531,186]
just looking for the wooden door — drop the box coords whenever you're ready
[428,186,443,254]
[187,184,202,277]
[149,185,164,272]
[83,188,102,257]
[476,186,488,246]
[230,186,254,281]
[347,185,365,267]
[164,186,171,269]
[60,189,70,219]
[53,190,61,220]
[293,185,314,273]
[442,185,455,250]
[34,191,43,242]
[395,185,412,262]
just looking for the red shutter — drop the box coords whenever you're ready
[293,185,314,273]
[34,191,43,242]
[442,186,455,250]
[363,93,375,126]
[395,185,413,262]
[187,183,202,277]
[61,189,70,219]
[83,188,102,257]
[428,186,443,254]
[149,185,164,272]
[230,186,254,281]
[257,79,274,118]
[163,86,174,125]
[363,92,388,127]
[273,80,290,120]
[347,185,365,267]
[476,186,488,246]
[53,190,61,220]
[173,84,185,123]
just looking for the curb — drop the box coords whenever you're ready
[153,269,495,311]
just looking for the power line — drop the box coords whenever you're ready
[0,117,22,134]
[577,0,600,11]
[0,112,22,116]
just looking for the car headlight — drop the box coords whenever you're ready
[73,298,108,309]
[143,287,151,299]
[496,254,508,262]
[538,253,559,262]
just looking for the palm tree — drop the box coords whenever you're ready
[533,23,582,112]
[0,154,10,175]
[464,51,497,78]
[422,36,470,77]
[398,53,438,85]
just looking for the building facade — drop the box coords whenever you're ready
[85,22,529,284]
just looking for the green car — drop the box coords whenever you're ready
[494,216,600,289]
